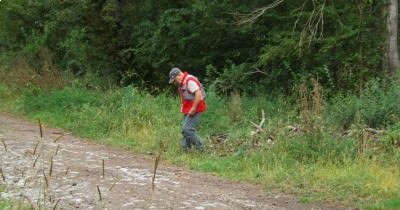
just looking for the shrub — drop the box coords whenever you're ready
[326,79,400,129]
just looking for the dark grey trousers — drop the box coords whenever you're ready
[181,112,204,152]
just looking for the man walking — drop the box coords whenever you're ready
[169,67,206,152]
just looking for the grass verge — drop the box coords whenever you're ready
[0,82,399,209]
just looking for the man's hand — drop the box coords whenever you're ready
[188,89,201,117]
[188,107,196,116]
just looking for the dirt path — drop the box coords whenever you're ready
[0,112,349,210]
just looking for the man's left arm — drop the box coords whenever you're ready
[188,90,201,116]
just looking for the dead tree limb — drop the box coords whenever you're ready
[365,128,385,134]
[232,0,284,25]
[294,0,326,48]
[244,66,269,76]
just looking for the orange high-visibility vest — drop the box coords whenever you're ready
[178,72,206,114]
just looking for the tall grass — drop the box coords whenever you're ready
[326,78,400,129]
[0,78,399,209]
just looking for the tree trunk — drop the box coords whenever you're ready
[387,0,400,77]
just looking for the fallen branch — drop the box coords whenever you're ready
[250,109,266,133]
[287,124,301,133]
[250,121,265,133]
[365,128,385,134]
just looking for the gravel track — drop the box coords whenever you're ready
[0,112,349,210]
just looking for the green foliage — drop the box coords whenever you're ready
[207,63,252,94]
[0,0,399,206]
[60,27,89,75]
[326,79,400,129]
[251,0,386,93]
[381,122,400,153]
[279,134,357,164]
[1,0,389,93]
[1,82,400,208]
[22,87,99,113]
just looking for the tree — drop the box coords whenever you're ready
[0,0,392,92]
[230,1,387,93]
[386,0,399,77]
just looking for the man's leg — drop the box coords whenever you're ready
[181,135,191,152]
[182,113,204,151]
[181,115,192,152]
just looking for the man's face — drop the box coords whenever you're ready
[173,73,183,85]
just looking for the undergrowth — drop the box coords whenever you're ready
[0,78,399,209]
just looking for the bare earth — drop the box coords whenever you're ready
[0,112,350,210]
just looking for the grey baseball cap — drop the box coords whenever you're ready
[169,67,182,84]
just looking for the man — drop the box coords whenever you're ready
[169,67,206,152]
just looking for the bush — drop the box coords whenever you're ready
[326,79,400,129]
[380,122,400,154]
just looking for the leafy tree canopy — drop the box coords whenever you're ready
[0,0,387,95]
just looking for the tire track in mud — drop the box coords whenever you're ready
[0,113,348,210]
